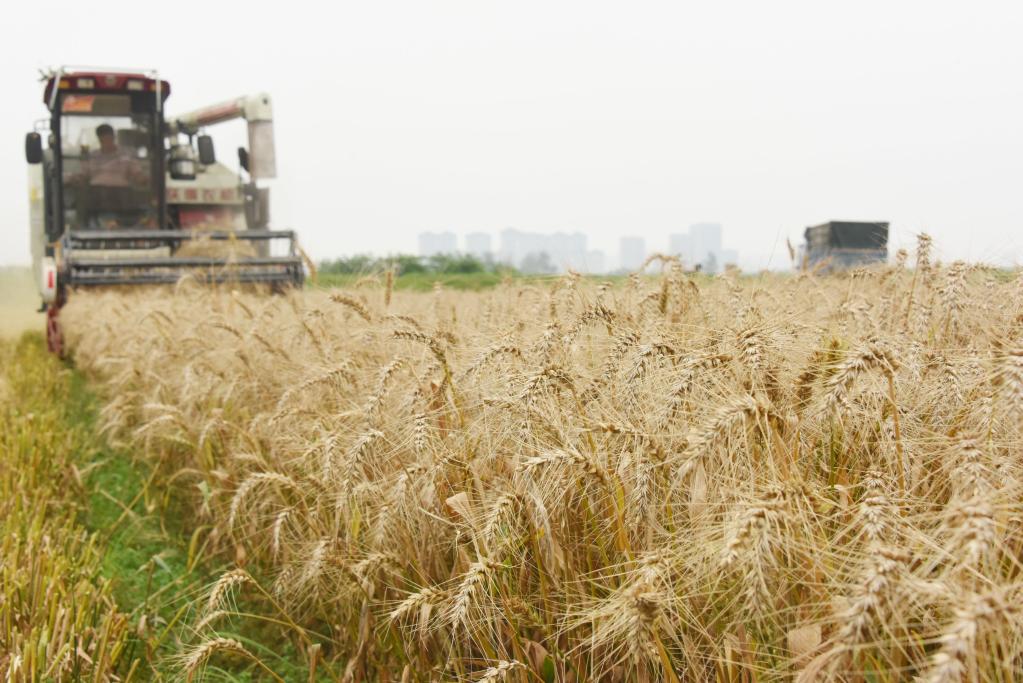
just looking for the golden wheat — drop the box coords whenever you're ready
[60,244,1023,681]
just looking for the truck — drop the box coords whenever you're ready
[802,221,889,271]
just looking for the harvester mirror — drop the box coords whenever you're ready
[25,132,43,164]
[237,147,250,173]
[197,135,216,165]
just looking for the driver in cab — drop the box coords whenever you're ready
[83,123,148,188]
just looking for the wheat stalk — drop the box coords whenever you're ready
[207,568,251,614]
[475,660,525,682]
[330,293,373,322]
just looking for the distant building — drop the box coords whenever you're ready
[666,223,738,273]
[418,231,457,257]
[519,251,557,274]
[619,236,646,271]
[498,228,532,267]
[548,232,587,272]
[689,223,723,273]
[668,233,693,266]
[465,232,492,259]
[498,228,589,273]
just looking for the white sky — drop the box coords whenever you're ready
[1,0,1021,270]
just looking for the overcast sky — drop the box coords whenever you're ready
[1,0,1021,270]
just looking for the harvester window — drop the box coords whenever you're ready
[59,94,158,231]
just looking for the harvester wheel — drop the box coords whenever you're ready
[46,305,64,357]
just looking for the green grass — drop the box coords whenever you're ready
[313,270,511,291]
[311,270,631,291]
[69,357,324,680]
[59,340,193,608]
[0,333,327,680]
[0,334,135,679]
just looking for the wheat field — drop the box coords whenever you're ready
[1,337,134,681]
[60,237,1023,681]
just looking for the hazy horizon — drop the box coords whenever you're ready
[2,0,1020,271]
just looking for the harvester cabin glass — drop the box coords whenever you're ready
[59,93,160,231]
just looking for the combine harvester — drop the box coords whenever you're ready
[24,66,305,354]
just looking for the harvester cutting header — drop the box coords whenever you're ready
[25,66,304,353]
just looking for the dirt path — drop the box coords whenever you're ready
[0,267,43,340]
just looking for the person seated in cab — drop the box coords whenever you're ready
[86,124,148,188]
[71,124,154,229]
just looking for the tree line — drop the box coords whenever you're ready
[319,253,518,276]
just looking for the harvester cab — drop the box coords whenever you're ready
[25,67,305,354]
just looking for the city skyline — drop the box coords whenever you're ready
[416,224,740,273]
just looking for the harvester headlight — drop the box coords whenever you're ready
[126,79,144,91]
[76,77,95,89]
